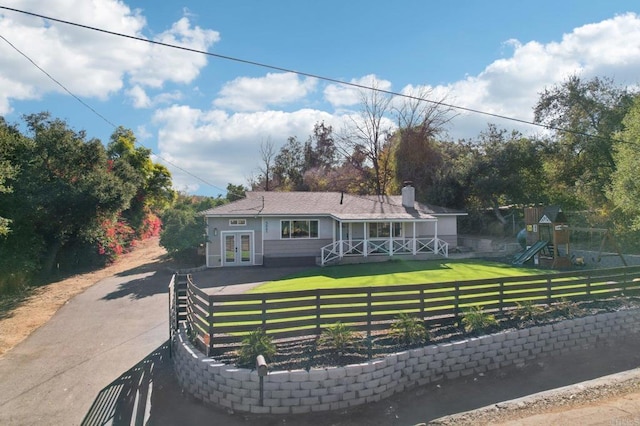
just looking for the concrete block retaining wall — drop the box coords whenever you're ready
[172,308,640,414]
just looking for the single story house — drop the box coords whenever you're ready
[200,184,466,268]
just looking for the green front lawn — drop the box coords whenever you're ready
[248,259,547,294]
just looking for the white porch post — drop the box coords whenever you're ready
[434,220,439,254]
[338,220,343,257]
[412,221,417,255]
[388,221,393,256]
[363,222,368,257]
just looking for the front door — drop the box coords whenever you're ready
[223,232,253,266]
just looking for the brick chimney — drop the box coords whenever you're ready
[402,181,415,208]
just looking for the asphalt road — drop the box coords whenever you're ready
[0,262,171,425]
[2,260,640,425]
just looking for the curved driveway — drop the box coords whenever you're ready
[0,262,172,425]
[2,261,640,425]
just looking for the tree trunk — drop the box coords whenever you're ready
[40,238,62,279]
[492,203,507,225]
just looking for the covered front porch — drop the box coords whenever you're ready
[320,219,449,266]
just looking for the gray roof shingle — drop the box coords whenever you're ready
[201,191,465,221]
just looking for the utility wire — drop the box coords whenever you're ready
[0,30,229,195]
[0,5,626,144]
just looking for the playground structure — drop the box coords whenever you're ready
[513,205,572,268]
[513,205,628,268]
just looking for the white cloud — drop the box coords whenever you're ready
[439,12,640,140]
[213,72,317,112]
[153,105,334,192]
[126,85,183,109]
[154,12,640,193]
[129,17,220,88]
[0,1,218,114]
[324,74,392,108]
[126,85,151,108]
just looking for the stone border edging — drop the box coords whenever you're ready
[172,308,640,414]
[429,366,640,424]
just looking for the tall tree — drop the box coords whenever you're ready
[107,126,175,234]
[463,125,544,225]
[304,121,337,170]
[1,113,137,276]
[391,86,455,196]
[0,118,20,237]
[609,95,640,230]
[273,136,306,190]
[255,138,276,191]
[534,75,635,208]
[339,81,394,195]
[226,183,247,201]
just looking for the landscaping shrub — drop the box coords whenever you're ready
[318,321,361,355]
[510,300,547,325]
[461,305,498,334]
[389,312,429,345]
[237,328,276,368]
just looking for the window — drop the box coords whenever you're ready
[369,222,402,238]
[281,220,319,239]
[229,219,246,226]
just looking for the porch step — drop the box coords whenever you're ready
[263,256,317,268]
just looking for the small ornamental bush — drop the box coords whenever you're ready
[318,321,361,354]
[389,313,428,345]
[550,298,585,319]
[237,328,276,368]
[511,300,547,325]
[461,305,498,334]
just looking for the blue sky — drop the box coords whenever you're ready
[1,1,639,196]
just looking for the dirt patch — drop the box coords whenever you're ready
[0,237,167,357]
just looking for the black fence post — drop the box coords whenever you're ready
[261,295,267,330]
[315,290,321,338]
[207,297,214,356]
[168,275,174,358]
[453,282,460,321]
[499,281,504,314]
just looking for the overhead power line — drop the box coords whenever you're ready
[0,5,632,186]
[0,5,622,142]
[0,21,228,194]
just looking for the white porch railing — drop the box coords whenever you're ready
[321,237,449,266]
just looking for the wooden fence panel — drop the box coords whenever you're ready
[188,266,640,349]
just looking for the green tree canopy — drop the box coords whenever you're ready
[0,113,138,277]
[609,95,640,231]
[534,75,635,208]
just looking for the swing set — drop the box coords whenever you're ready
[571,227,627,267]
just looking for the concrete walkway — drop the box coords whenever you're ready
[2,261,640,425]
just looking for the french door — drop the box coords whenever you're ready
[223,232,253,266]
